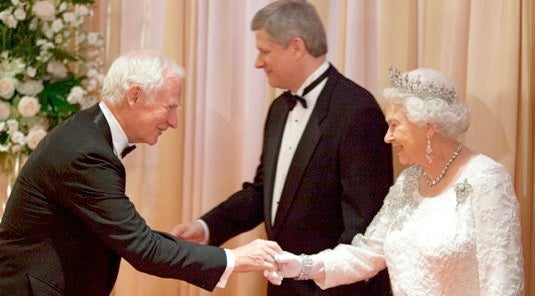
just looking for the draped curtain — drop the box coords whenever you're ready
[86,1,533,295]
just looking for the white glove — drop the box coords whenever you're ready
[274,251,302,278]
[263,270,283,285]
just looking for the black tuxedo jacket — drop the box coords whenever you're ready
[202,66,393,295]
[0,105,227,296]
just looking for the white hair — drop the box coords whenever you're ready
[101,50,185,104]
[383,68,470,139]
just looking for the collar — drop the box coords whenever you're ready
[98,101,130,157]
[295,61,330,96]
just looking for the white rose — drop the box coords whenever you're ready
[18,96,41,117]
[44,27,53,39]
[10,131,25,145]
[51,19,63,33]
[33,1,56,21]
[7,119,18,133]
[58,2,67,12]
[85,79,97,92]
[46,60,67,78]
[0,77,17,99]
[25,128,47,150]
[75,5,89,17]
[11,144,22,153]
[16,80,44,96]
[29,18,37,30]
[0,11,8,22]
[86,69,99,78]
[5,15,17,28]
[54,34,63,44]
[27,67,36,77]
[75,32,86,44]
[67,86,85,104]
[63,12,75,24]
[87,32,99,45]
[0,57,25,76]
[0,101,11,121]
[14,8,26,21]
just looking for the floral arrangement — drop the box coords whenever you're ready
[0,0,103,172]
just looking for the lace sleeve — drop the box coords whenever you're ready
[471,163,524,295]
[312,170,411,289]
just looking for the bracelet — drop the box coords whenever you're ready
[295,254,313,280]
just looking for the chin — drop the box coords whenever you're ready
[145,137,158,145]
[397,156,409,165]
[267,78,281,89]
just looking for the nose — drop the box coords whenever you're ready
[255,54,264,69]
[168,110,178,129]
[384,129,393,143]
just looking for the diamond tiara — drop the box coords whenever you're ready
[388,67,457,104]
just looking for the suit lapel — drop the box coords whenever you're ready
[263,101,290,237]
[84,104,114,152]
[271,66,340,237]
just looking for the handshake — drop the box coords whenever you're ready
[263,251,314,285]
[230,240,313,285]
[172,222,317,285]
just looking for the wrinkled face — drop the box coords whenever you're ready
[129,78,181,145]
[254,29,299,90]
[384,103,428,165]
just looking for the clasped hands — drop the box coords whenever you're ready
[231,242,304,285]
[263,251,304,285]
[172,222,303,285]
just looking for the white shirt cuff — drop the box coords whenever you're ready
[197,219,210,245]
[216,249,235,288]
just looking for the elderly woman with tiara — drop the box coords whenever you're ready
[269,68,525,295]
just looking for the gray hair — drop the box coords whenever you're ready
[101,50,185,104]
[383,68,471,139]
[251,0,327,57]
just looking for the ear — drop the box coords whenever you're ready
[125,85,141,106]
[289,37,307,58]
[426,123,437,138]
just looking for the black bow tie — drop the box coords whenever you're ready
[121,145,136,158]
[284,65,331,111]
[283,92,307,110]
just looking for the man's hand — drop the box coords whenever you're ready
[231,239,282,273]
[171,221,207,244]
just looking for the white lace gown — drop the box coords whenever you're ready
[313,154,524,295]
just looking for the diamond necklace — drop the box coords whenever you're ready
[422,143,463,187]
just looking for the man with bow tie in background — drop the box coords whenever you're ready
[0,50,283,296]
[173,1,393,295]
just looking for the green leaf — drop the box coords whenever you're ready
[50,48,80,62]
[69,0,95,4]
[0,131,9,146]
[38,77,82,128]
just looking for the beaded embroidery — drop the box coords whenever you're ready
[454,178,473,207]
[385,166,420,231]
[386,166,473,231]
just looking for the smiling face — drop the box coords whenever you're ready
[254,29,302,91]
[128,77,181,145]
[384,103,429,166]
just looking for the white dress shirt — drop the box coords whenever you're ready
[98,101,129,158]
[271,61,329,223]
